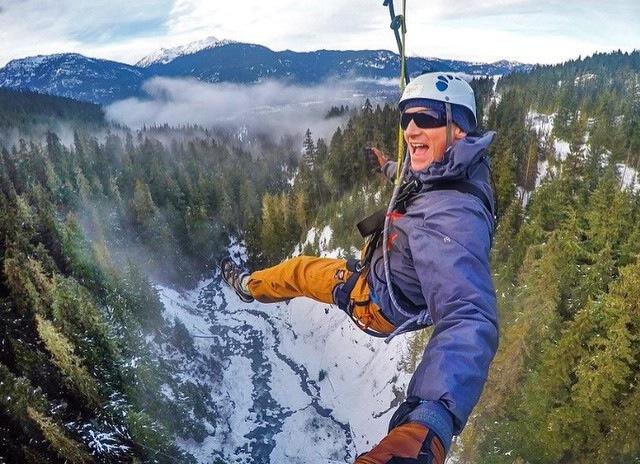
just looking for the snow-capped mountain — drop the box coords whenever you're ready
[0,53,147,104]
[136,36,237,67]
[0,40,533,105]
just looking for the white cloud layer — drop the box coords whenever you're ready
[105,77,364,139]
[0,0,638,66]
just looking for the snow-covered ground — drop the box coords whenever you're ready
[293,225,359,259]
[527,110,573,161]
[154,243,412,463]
[617,163,640,192]
[527,110,640,193]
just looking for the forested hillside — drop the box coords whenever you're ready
[462,50,640,464]
[1,49,639,463]
[0,89,296,462]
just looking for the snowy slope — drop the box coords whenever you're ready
[0,53,146,104]
[154,245,412,463]
[526,110,640,193]
[136,37,237,67]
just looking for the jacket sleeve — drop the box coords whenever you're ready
[402,192,499,450]
[381,160,398,183]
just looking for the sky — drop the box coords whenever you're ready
[0,0,638,67]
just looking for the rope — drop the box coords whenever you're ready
[379,1,434,343]
[381,153,432,343]
[385,0,410,180]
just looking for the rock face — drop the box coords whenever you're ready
[0,41,532,104]
[155,248,411,463]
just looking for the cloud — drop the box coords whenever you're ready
[104,77,377,141]
[0,0,638,67]
[0,0,172,65]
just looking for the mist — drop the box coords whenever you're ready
[105,77,396,141]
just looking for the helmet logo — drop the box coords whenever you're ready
[436,75,449,92]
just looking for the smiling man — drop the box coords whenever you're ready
[221,72,498,464]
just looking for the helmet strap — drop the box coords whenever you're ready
[445,102,453,147]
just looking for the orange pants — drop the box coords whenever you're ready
[247,256,395,335]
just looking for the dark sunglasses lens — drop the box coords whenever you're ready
[400,112,411,129]
[401,112,445,130]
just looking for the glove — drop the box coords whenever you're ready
[354,422,445,464]
[364,147,389,174]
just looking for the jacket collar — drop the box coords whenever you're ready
[411,131,495,183]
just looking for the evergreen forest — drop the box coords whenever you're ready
[1,50,640,463]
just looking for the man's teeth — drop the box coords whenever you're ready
[412,143,428,148]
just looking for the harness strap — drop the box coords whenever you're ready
[445,102,453,147]
[422,180,493,216]
[332,259,389,338]
[388,396,423,432]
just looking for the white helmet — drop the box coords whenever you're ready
[399,72,477,131]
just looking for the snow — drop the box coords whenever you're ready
[554,139,571,160]
[273,297,409,454]
[490,75,502,107]
[617,163,640,192]
[526,110,640,195]
[294,225,341,257]
[136,36,237,67]
[318,225,333,250]
[574,73,596,85]
[535,160,556,188]
[154,241,413,463]
[270,407,351,463]
[527,110,571,161]
[528,111,554,135]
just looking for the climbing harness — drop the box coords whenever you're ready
[333,259,390,338]
[331,0,413,340]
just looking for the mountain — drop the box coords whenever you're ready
[144,42,533,83]
[0,53,147,104]
[136,36,237,67]
[0,41,533,105]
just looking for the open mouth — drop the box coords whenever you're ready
[410,142,430,153]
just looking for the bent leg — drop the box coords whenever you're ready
[247,255,396,335]
[247,256,349,304]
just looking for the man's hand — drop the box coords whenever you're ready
[364,147,389,173]
[354,423,445,464]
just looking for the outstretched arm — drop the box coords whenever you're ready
[356,192,498,462]
[404,193,498,450]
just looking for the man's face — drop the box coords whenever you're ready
[403,106,466,171]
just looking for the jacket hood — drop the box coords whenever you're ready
[411,131,495,184]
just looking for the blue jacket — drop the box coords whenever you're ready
[367,132,499,450]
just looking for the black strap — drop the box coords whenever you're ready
[421,180,493,216]
[388,396,422,432]
[332,259,391,339]
[357,178,421,238]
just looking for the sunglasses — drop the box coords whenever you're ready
[400,111,447,130]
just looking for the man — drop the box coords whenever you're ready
[220,72,498,464]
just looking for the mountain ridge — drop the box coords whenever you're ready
[0,40,533,104]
